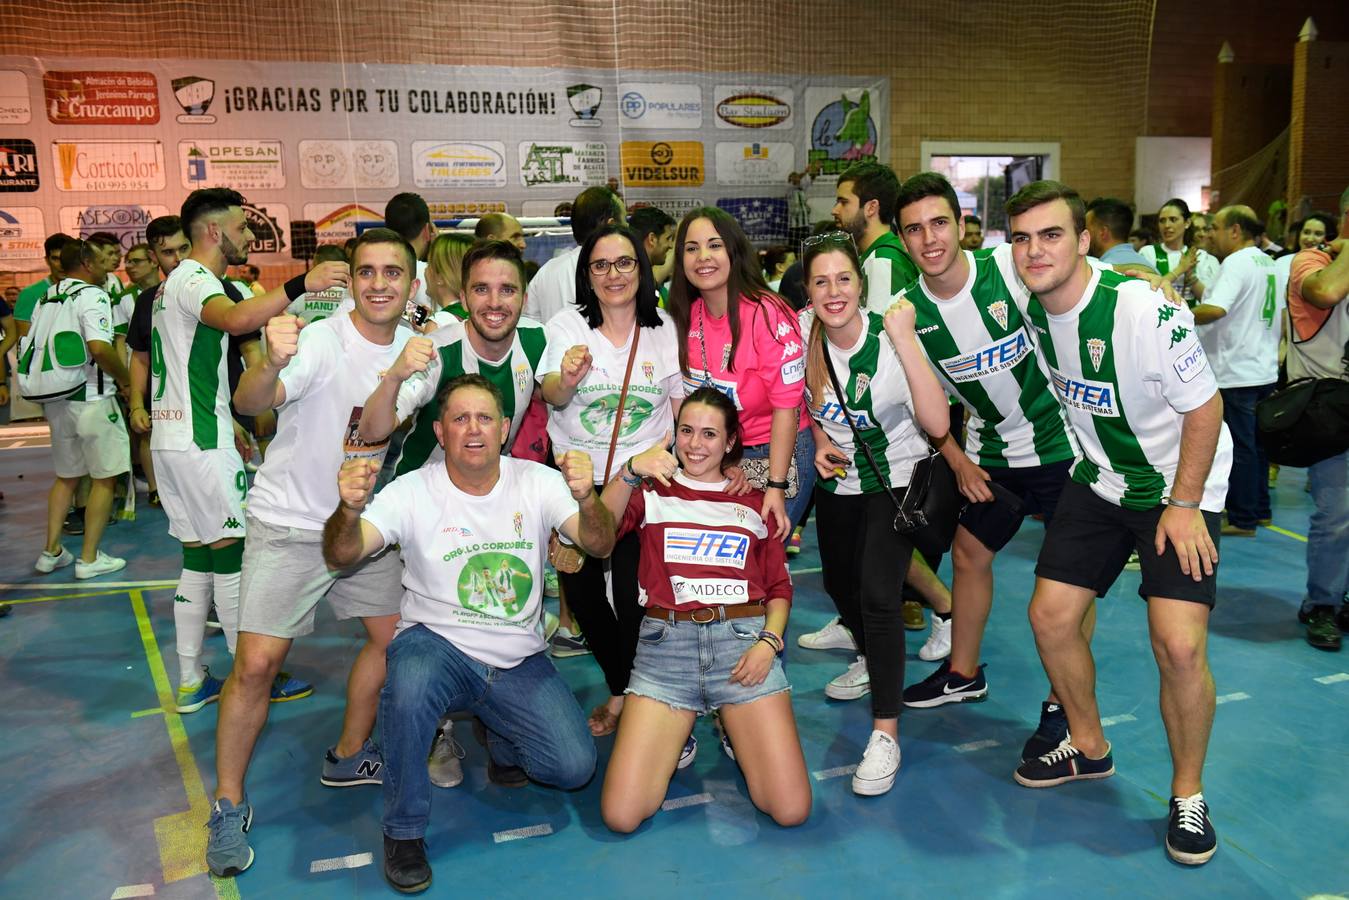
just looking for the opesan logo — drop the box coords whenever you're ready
[1050,370,1118,418]
[664,527,749,568]
[939,329,1030,384]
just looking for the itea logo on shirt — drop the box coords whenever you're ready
[664,528,749,568]
[939,328,1030,384]
[1050,370,1119,418]
[670,577,749,605]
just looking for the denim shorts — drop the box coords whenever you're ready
[625,612,791,714]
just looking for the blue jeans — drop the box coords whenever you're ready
[1220,384,1275,528]
[379,625,596,839]
[742,425,817,537]
[1301,449,1349,614]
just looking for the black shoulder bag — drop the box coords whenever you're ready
[1256,330,1349,468]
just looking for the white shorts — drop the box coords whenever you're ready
[152,446,247,544]
[48,396,131,479]
[238,514,404,638]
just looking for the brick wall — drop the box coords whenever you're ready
[1288,40,1349,212]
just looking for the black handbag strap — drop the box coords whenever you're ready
[821,338,906,512]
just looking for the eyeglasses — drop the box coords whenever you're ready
[588,256,638,276]
[800,230,856,257]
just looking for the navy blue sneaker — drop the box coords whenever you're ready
[1014,740,1114,788]
[678,734,697,770]
[902,660,988,708]
[205,797,254,877]
[1021,701,1070,762]
[269,671,313,703]
[176,670,224,714]
[1166,793,1217,865]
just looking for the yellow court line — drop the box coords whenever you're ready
[1263,524,1308,544]
[131,707,166,719]
[3,587,152,606]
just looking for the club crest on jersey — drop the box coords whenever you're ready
[664,527,748,568]
[735,505,747,522]
[642,361,654,382]
[854,373,870,403]
[1087,338,1106,372]
[987,300,1008,330]
[512,512,522,539]
[514,364,530,393]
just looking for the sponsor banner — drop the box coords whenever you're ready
[411,140,507,189]
[627,196,705,220]
[714,141,795,186]
[663,528,749,568]
[713,85,793,130]
[298,139,399,189]
[43,70,159,125]
[428,200,508,219]
[0,71,31,124]
[179,139,284,190]
[241,202,290,256]
[0,206,45,261]
[0,138,40,192]
[518,141,606,188]
[716,197,788,244]
[618,82,702,129]
[619,141,704,188]
[51,140,165,192]
[519,200,571,218]
[804,84,885,178]
[170,75,218,124]
[58,204,171,250]
[303,202,385,243]
[1050,370,1119,417]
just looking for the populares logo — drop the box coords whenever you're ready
[567,83,602,127]
[171,76,216,123]
[0,139,39,191]
[716,91,791,128]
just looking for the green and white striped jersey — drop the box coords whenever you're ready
[1024,268,1232,512]
[904,244,1076,469]
[802,310,929,497]
[860,231,920,310]
[394,317,547,476]
[149,260,235,452]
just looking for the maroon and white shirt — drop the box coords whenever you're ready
[618,471,792,611]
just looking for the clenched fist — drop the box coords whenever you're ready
[560,344,593,390]
[884,295,917,336]
[390,335,435,382]
[265,314,304,369]
[337,458,379,511]
[305,260,351,293]
[557,450,596,500]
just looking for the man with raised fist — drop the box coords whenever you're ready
[324,372,615,895]
[203,227,415,879]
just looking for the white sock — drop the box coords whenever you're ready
[173,569,213,688]
[213,571,241,656]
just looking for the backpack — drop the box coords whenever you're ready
[16,282,102,403]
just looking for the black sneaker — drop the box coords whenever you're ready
[1014,740,1114,788]
[1165,794,1217,865]
[1306,606,1343,651]
[62,508,84,536]
[383,835,432,893]
[1021,701,1069,762]
[471,718,528,787]
[1336,604,1349,634]
[902,660,988,708]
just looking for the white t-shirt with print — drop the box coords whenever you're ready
[362,457,579,668]
[1199,245,1284,388]
[525,245,580,324]
[247,312,413,529]
[540,307,685,480]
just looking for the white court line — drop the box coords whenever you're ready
[310,852,373,873]
[0,579,177,590]
[812,764,857,781]
[954,739,1001,753]
[661,792,714,811]
[493,823,553,844]
[110,886,155,899]
[1100,713,1137,727]
[1314,673,1349,685]
[1216,691,1251,704]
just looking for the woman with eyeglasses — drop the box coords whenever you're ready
[598,386,810,832]
[801,234,950,796]
[1141,198,1219,307]
[538,223,685,737]
[666,207,814,541]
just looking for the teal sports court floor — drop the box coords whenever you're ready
[2,428,1347,899]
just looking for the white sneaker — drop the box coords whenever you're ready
[852,730,901,796]
[825,655,871,700]
[427,723,466,788]
[35,548,75,574]
[918,614,952,661]
[75,551,126,580]
[543,570,560,598]
[539,610,560,642]
[798,615,858,651]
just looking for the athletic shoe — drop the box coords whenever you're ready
[797,615,857,651]
[176,670,224,713]
[549,625,590,658]
[902,600,925,631]
[320,738,384,787]
[35,547,74,574]
[62,508,84,536]
[786,527,803,556]
[543,569,560,598]
[713,713,736,761]
[74,551,126,580]
[678,734,697,770]
[1013,740,1114,788]
[902,660,988,708]
[1305,606,1342,651]
[383,835,432,894]
[205,797,254,877]
[148,490,162,508]
[1021,701,1070,762]
[270,672,313,703]
[472,718,528,787]
[1166,793,1217,865]
[539,610,560,642]
[427,724,466,788]
[918,614,952,662]
[1123,550,1141,571]
[1220,523,1256,537]
[1336,604,1349,633]
[825,655,871,700]
[852,730,901,796]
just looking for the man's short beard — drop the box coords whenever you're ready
[220,233,249,265]
[843,210,867,244]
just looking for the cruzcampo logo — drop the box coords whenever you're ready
[579,394,655,438]
[458,553,532,619]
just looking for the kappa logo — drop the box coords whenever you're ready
[1086,338,1106,372]
[173,594,189,604]
[854,372,870,404]
[780,340,800,360]
[916,324,940,335]
[987,300,1009,330]
[223,517,241,529]
[1168,326,1191,349]
[1156,304,1177,328]
[775,321,792,338]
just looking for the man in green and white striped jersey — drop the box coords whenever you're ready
[892,173,1083,763]
[1006,180,1231,867]
[832,161,920,311]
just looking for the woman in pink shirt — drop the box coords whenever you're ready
[666,208,814,538]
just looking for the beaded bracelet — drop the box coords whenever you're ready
[757,629,783,653]
[620,458,642,487]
